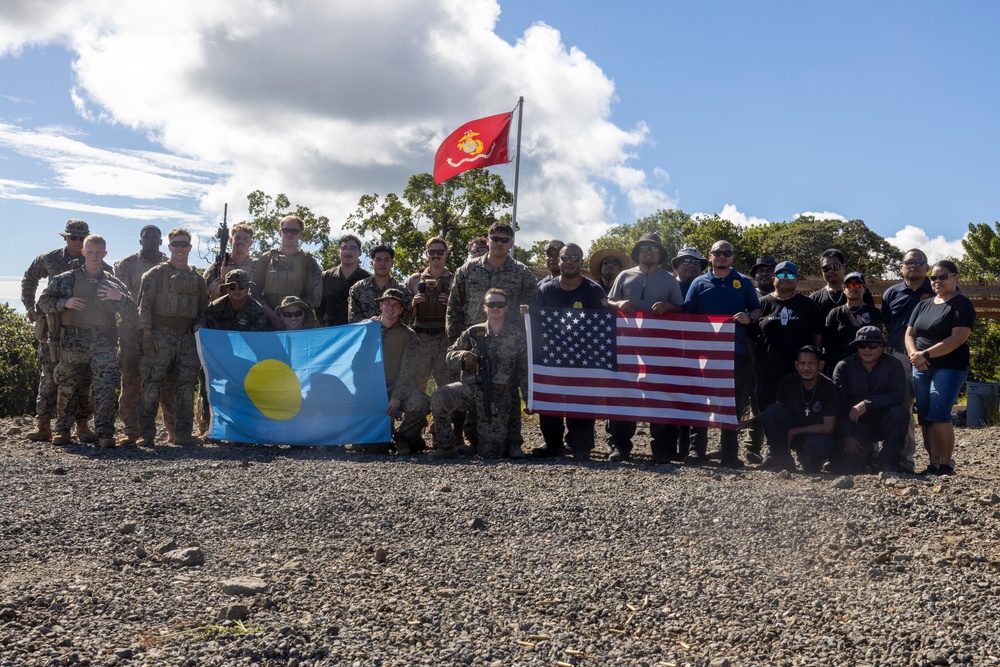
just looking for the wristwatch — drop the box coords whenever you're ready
[922,350,931,361]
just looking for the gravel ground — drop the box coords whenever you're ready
[1,415,999,667]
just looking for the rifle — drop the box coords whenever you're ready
[474,331,495,420]
[213,204,230,273]
[45,311,61,363]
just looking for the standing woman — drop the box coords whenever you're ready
[905,260,975,475]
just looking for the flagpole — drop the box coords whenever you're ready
[510,96,524,239]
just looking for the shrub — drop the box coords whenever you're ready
[0,304,40,417]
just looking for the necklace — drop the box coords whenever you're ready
[800,381,818,416]
[827,286,844,305]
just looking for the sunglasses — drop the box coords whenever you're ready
[68,235,87,242]
[472,246,489,254]
[603,258,622,266]
[226,284,248,292]
[559,253,582,262]
[821,263,843,273]
[637,244,659,253]
[903,259,926,266]
[844,281,864,288]
[484,301,507,309]
[281,310,304,318]
[489,236,511,244]
[170,241,191,248]
[929,273,953,282]
[856,342,882,350]
[427,249,446,256]
[711,250,734,258]
[677,257,701,265]
[280,227,302,235]
[775,272,797,280]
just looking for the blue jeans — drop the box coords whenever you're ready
[913,367,967,424]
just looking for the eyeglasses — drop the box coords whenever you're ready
[821,263,843,273]
[677,257,701,265]
[489,236,511,244]
[559,253,582,262]
[68,235,87,242]
[427,249,446,256]
[903,259,926,266]
[775,272,797,280]
[929,273,954,282]
[280,227,302,235]
[844,281,864,288]
[711,249,734,257]
[856,342,882,350]
[472,246,489,254]
[339,244,360,252]
[226,284,248,292]
[484,301,507,309]
[169,241,191,248]
[281,310,304,318]
[638,245,658,253]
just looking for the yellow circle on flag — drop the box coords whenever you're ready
[244,359,303,420]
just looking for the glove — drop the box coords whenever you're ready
[461,351,480,375]
[142,332,157,359]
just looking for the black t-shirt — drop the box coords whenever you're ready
[755,293,824,380]
[775,372,840,428]
[907,293,976,370]
[824,303,883,367]
[810,285,876,320]
[534,276,607,309]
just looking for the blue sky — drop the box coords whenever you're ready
[2,0,997,310]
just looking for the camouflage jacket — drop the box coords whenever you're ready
[137,263,209,330]
[22,248,111,312]
[348,276,412,325]
[446,255,538,340]
[318,265,371,327]
[203,255,256,300]
[446,321,528,398]
[251,248,323,310]
[114,251,168,296]
[37,267,137,334]
[197,295,270,332]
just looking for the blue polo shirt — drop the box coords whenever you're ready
[881,278,933,350]
[684,269,760,354]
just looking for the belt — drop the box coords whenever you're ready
[153,325,193,336]
[62,325,104,335]
[413,326,445,335]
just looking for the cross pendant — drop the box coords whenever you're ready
[804,408,810,416]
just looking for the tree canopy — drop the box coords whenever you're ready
[244,190,334,264]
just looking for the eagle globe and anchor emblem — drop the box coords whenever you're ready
[446,129,497,168]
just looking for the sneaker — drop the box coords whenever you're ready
[760,457,796,472]
[608,445,631,462]
[705,449,723,461]
[745,451,763,465]
[936,464,955,476]
[98,437,116,449]
[530,443,565,458]
[719,457,745,469]
[684,453,709,466]
[571,448,592,462]
[917,464,940,476]
[508,444,526,460]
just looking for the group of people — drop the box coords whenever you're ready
[21,218,974,476]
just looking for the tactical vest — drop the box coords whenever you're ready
[413,272,451,329]
[262,250,311,309]
[62,269,109,329]
[152,267,200,327]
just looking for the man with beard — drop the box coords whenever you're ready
[605,232,684,463]
[588,248,631,293]
[750,257,777,298]
[539,240,564,284]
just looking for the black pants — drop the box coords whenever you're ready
[540,414,595,454]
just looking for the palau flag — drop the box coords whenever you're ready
[196,322,392,446]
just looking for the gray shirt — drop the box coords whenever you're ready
[607,267,683,310]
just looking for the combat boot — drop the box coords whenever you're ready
[117,433,139,446]
[173,433,203,447]
[76,419,98,443]
[136,436,156,448]
[98,437,116,449]
[26,416,52,441]
[51,430,72,446]
[428,446,459,459]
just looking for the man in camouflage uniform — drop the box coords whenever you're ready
[137,229,209,447]
[403,237,453,392]
[114,224,173,444]
[197,269,269,332]
[355,288,430,456]
[348,244,412,324]
[204,222,256,300]
[21,219,98,442]
[317,234,371,327]
[38,235,136,447]
[446,222,537,340]
[430,288,529,459]
[252,215,322,329]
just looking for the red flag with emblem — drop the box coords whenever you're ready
[433,111,512,184]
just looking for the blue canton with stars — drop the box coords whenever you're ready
[531,307,617,370]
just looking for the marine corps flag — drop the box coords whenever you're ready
[433,111,512,184]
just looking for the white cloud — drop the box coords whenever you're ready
[0,0,671,251]
[885,224,966,265]
[796,210,847,222]
[0,277,23,312]
[713,204,771,227]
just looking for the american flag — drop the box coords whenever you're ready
[527,308,738,429]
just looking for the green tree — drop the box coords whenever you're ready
[955,222,1000,382]
[243,190,334,265]
[344,170,514,278]
[0,304,39,417]
[758,217,900,280]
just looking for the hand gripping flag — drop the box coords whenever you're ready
[433,111,512,184]
[196,322,392,445]
[526,308,738,429]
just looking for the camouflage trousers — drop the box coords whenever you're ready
[139,330,199,441]
[413,330,453,392]
[35,343,93,421]
[431,381,519,458]
[53,332,118,437]
[389,385,431,445]
[119,328,176,439]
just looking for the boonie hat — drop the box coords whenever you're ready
[60,219,90,237]
[630,232,667,264]
[376,288,405,305]
[275,295,309,314]
[221,269,253,288]
[850,325,886,347]
[671,247,708,271]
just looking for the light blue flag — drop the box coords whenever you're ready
[195,322,391,446]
